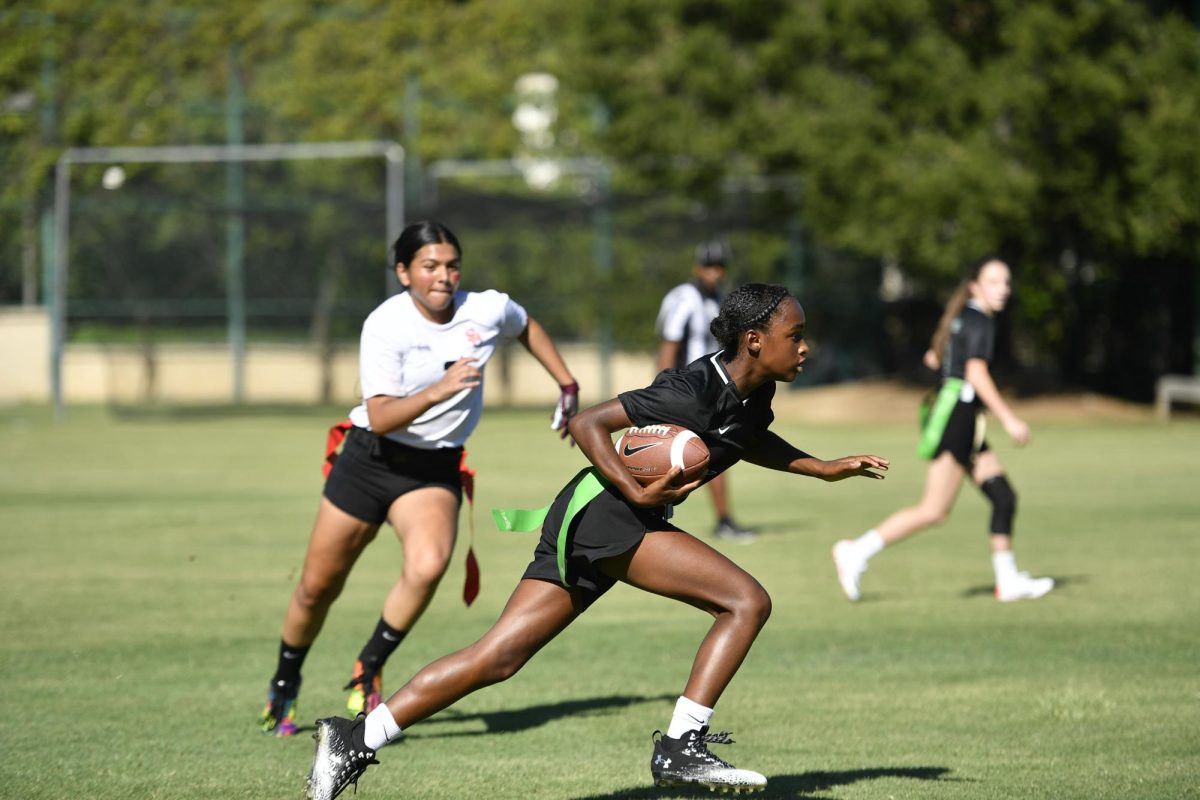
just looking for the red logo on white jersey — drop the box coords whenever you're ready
[465,328,482,346]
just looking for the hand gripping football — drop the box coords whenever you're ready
[615,423,710,486]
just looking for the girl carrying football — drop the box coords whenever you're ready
[832,257,1053,603]
[304,283,889,799]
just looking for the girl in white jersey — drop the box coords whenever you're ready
[260,221,579,736]
[832,258,1054,603]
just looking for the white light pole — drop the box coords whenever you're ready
[512,72,560,190]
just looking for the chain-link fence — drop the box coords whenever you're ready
[48,154,902,407]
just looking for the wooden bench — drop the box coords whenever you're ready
[1156,375,1200,419]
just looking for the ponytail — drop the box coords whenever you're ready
[928,255,1003,367]
[928,281,971,367]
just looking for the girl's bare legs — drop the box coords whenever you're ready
[601,530,771,707]
[833,452,965,601]
[380,527,769,730]
[875,451,966,544]
[603,530,771,789]
[283,498,383,646]
[353,532,770,790]
[381,579,586,728]
[379,486,460,630]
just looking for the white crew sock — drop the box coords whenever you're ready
[992,551,1018,584]
[363,704,403,751]
[666,695,714,739]
[854,530,885,561]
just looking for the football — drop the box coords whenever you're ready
[615,423,710,486]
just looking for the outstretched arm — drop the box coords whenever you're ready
[567,399,702,507]
[742,432,889,481]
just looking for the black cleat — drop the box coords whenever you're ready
[305,715,379,800]
[713,521,758,544]
[650,727,766,794]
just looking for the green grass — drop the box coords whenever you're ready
[1,404,1197,799]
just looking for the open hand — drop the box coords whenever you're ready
[818,455,889,481]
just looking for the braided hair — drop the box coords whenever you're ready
[710,283,793,357]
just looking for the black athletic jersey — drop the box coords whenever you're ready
[618,351,775,485]
[942,303,995,381]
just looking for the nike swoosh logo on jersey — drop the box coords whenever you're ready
[718,425,733,434]
[622,442,664,457]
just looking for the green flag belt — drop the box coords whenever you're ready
[492,467,610,586]
[917,378,964,460]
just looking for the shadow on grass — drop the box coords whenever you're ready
[414,693,675,739]
[569,765,965,799]
[743,520,812,538]
[962,573,1086,599]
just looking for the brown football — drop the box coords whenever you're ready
[615,423,710,486]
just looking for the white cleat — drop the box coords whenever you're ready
[995,571,1055,602]
[305,716,378,800]
[650,728,767,794]
[832,540,866,602]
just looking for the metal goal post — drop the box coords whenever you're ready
[51,140,405,418]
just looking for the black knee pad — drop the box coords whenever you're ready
[980,475,1017,535]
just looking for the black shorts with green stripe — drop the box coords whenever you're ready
[521,476,681,604]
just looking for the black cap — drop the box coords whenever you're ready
[694,240,730,267]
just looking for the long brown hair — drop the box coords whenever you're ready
[927,257,1003,367]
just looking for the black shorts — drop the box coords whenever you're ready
[934,401,990,470]
[521,473,681,605]
[323,426,463,524]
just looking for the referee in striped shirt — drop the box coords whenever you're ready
[655,241,757,542]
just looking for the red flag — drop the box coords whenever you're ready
[463,546,480,607]
[460,452,479,606]
[322,420,354,478]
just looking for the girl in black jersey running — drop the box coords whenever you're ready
[302,284,889,799]
[832,258,1054,603]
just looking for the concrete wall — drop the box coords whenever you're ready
[0,306,655,407]
[0,307,51,403]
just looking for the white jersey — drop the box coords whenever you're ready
[348,289,528,449]
[656,282,722,366]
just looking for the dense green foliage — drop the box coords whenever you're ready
[571,0,1200,392]
[2,1,1197,396]
[1,405,1197,798]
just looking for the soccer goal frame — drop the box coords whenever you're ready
[51,140,405,418]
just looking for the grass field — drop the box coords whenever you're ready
[1,403,1196,799]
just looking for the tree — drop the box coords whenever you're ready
[570,0,1200,396]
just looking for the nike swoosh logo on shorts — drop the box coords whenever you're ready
[622,442,663,457]
[718,425,733,434]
